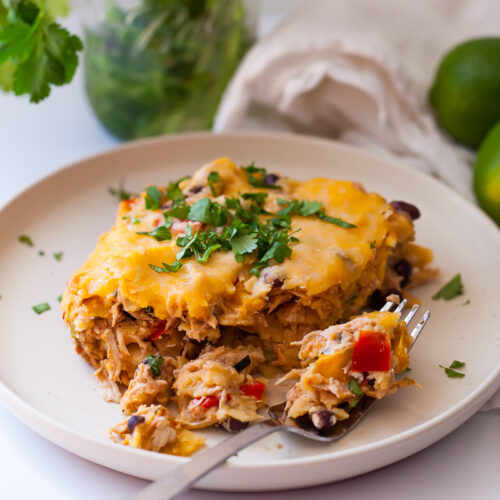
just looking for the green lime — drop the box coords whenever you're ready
[473,121,500,225]
[430,37,500,148]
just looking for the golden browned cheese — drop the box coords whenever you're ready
[62,157,430,340]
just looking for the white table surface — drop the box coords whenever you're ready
[1,5,499,500]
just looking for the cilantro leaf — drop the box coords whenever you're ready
[317,211,356,228]
[231,233,258,262]
[241,192,268,205]
[18,234,34,246]
[53,251,63,261]
[164,201,190,220]
[432,274,463,300]
[145,354,164,377]
[144,185,163,210]
[207,171,219,196]
[439,365,465,378]
[33,302,50,314]
[241,163,281,190]
[2,1,83,103]
[149,261,183,273]
[188,198,228,226]
[166,176,188,203]
[57,294,62,302]
[137,225,172,241]
[348,379,364,397]
[449,360,465,369]
[108,180,134,201]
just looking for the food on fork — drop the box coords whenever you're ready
[174,346,266,430]
[281,311,417,430]
[61,157,436,453]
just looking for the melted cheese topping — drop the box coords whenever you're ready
[62,157,419,327]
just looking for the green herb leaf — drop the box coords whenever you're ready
[370,241,376,249]
[18,234,34,246]
[348,379,364,397]
[137,225,172,241]
[131,217,140,225]
[432,274,463,300]
[53,251,63,261]
[207,171,219,196]
[149,261,183,273]
[439,365,465,378]
[449,360,465,369]
[33,302,50,314]
[349,397,359,408]
[317,211,356,228]
[145,354,164,377]
[188,198,228,226]
[38,250,45,256]
[231,233,258,261]
[108,181,133,201]
[164,201,190,220]
[166,177,188,203]
[144,185,163,210]
[57,294,62,302]
[241,192,268,205]
[241,163,281,189]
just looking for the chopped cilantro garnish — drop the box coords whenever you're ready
[432,274,463,300]
[231,233,258,262]
[53,252,63,261]
[241,163,281,189]
[38,250,45,256]
[145,354,164,377]
[317,211,356,228]
[348,379,364,397]
[166,176,188,203]
[108,181,134,201]
[234,355,251,372]
[132,217,140,225]
[370,241,376,249]
[207,172,220,196]
[241,192,268,205]
[19,235,34,247]
[164,202,190,220]
[149,262,183,273]
[440,362,466,378]
[33,302,50,314]
[188,198,228,226]
[144,185,163,210]
[137,226,172,241]
[57,295,62,302]
[278,198,356,228]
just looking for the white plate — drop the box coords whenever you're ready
[0,132,499,491]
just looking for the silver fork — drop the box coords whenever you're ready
[135,301,430,500]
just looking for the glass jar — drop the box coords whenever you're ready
[83,0,257,140]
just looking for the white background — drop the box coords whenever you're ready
[1,2,499,499]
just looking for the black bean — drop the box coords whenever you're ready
[127,415,145,433]
[233,355,251,372]
[390,201,421,220]
[369,289,403,309]
[273,279,283,288]
[310,410,335,430]
[189,185,203,194]
[221,418,249,432]
[264,174,280,186]
[394,259,412,288]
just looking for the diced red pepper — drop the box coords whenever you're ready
[148,320,166,341]
[351,330,392,372]
[190,395,220,409]
[240,381,266,400]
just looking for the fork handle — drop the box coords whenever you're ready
[134,421,280,500]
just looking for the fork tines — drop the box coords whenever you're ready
[380,300,430,346]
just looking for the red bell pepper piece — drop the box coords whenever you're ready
[351,330,392,372]
[240,381,266,400]
[148,320,166,341]
[190,395,220,409]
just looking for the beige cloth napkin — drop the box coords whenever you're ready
[215,0,500,408]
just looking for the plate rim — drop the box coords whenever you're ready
[1,130,499,473]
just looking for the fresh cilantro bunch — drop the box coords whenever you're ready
[0,0,83,102]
